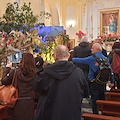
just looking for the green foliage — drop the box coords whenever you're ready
[62,34,70,45]
[0,2,38,33]
[42,42,56,54]
[0,2,52,65]
[41,41,57,62]
[0,2,51,34]
[0,48,6,54]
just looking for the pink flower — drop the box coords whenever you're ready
[76,30,86,39]
[82,33,86,36]
[101,38,104,41]
[78,36,82,39]
[1,32,6,40]
[109,34,111,37]
[115,36,118,40]
[76,33,79,35]
[8,39,11,45]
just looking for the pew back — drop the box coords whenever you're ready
[110,89,120,93]
[82,113,120,120]
[97,100,120,117]
[105,92,120,101]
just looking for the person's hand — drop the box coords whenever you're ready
[95,62,99,66]
[6,62,12,68]
[109,83,114,88]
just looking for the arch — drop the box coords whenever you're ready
[45,0,60,26]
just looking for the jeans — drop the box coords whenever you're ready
[90,81,106,114]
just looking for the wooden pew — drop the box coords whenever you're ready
[96,100,120,117]
[0,105,7,120]
[105,92,120,101]
[82,113,120,120]
[110,89,120,93]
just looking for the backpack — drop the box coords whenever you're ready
[111,52,120,74]
[93,55,111,85]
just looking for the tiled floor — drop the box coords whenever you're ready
[81,98,92,120]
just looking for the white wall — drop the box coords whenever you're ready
[66,6,74,35]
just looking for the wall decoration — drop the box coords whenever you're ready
[100,10,119,36]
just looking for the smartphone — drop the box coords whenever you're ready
[12,63,19,67]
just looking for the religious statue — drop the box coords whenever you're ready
[108,14,117,34]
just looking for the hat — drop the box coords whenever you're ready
[35,56,44,67]
[35,56,44,73]
[80,36,88,43]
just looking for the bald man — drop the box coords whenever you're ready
[34,45,89,120]
[72,43,114,114]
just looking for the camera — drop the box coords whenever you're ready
[12,63,19,67]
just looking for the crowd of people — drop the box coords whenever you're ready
[1,37,120,120]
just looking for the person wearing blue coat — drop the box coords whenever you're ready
[72,43,114,114]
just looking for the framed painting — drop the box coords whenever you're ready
[100,10,119,36]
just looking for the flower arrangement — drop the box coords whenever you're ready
[76,31,86,42]
[98,33,119,42]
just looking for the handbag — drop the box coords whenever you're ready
[0,69,18,108]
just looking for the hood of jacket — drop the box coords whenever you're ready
[44,61,76,80]
[79,42,89,47]
[16,68,35,82]
[115,49,120,56]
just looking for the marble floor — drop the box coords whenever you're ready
[81,83,113,120]
[81,98,92,120]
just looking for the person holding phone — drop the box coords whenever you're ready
[2,53,36,120]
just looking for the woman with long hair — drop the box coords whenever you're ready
[2,53,36,120]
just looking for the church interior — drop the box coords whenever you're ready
[0,0,120,120]
[0,0,120,59]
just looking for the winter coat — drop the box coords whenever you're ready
[72,52,114,83]
[34,61,89,120]
[1,67,35,120]
[73,42,91,59]
[108,49,120,83]
[73,42,91,80]
[102,47,108,57]
[108,48,120,64]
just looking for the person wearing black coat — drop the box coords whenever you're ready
[73,37,91,83]
[35,56,44,75]
[34,45,89,120]
[34,56,44,109]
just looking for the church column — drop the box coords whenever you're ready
[87,3,93,42]
[46,0,60,26]
[81,1,87,37]
[40,0,45,24]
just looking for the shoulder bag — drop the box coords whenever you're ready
[0,69,18,108]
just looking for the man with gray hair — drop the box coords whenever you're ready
[34,45,89,120]
[72,43,114,114]
[94,38,107,57]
